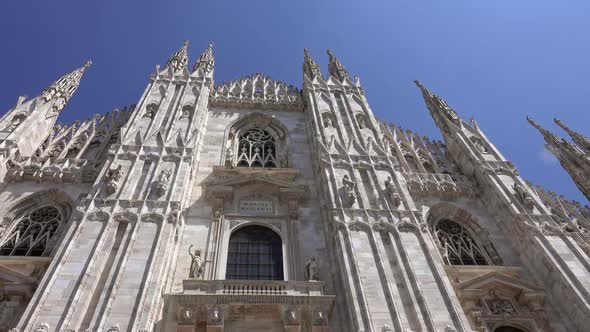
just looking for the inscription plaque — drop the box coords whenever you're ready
[239,200,273,215]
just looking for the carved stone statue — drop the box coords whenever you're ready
[470,136,487,153]
[188,245,205,279]
[208,306,223,325]
[153,169,172,197]
[180,105,192,119]
[342,174,356,207]
[224,147,233,168]
[384,176,401,208]
[33,323,49,332]
[381,324,393,332]
[357,115,366,129]
[513,182,535,209]
[324,116,333,128]
[305,256,320,281]
[105,165,122,195]
[8,113,26,131]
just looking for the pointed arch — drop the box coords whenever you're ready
[426,203,503,266]
[225,113,289,168]
[0,190,73,257]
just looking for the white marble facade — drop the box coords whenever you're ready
[0,41,589,332]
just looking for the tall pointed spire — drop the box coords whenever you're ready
[555,118,590,153]
[326,49,350,81]
[40,60,92,112]
[414,80,460,122]
[192,42,214,74]
[164,40,189,72]
[303,48,322,79]
[527,116,564,147]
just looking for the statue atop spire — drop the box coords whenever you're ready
[555,118,590,153]
[326,49,350,81]
[41,60,92,113]
[303,48,322,79]
[192,42,214,74]
[165,40,189,72]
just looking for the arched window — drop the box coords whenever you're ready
[226,225,283,280]
[0,205,65,256]
[434,219,488,265]
[494,327,527,332]
[236,128,277,168]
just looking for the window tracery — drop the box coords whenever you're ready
[434,219,488,265]
[0,205,65,256]
[236,128,278,168]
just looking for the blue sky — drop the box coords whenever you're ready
[1,1,589,202]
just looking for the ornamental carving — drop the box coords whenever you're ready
[384,176,401,208]
[153,169,172,197]
[305,256,320,281]
[513,182,535,209]
[341,174,356,207]
[188,245,205,279]
[210,73,302,111]
[105,165,122,195]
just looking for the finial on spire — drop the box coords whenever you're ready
[192,41,215,74]
[527,116,563,145]
[40,60,92,113]
[165,40,190,72]
[326,49,350,81]
[554,118,590,153]
[303,48,322,79]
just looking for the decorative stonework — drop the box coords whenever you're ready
[210,73,302,111]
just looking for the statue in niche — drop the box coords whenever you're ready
[513,182,534,209]
[342,174,356,207]
[224,147,233,168]
[105,165,122,195]
[188,245,205,279]
[384,176,401,208]
[305,256,320,281]
[180,105,192,119]
[153,169,172,197]
[357,115,366,129]
[323,116,333,128]
[7,114,26,131]
[470,136,487,153]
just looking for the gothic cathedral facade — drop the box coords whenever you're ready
[0,41,589,332]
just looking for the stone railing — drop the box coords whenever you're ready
[182,279,325,297]
[5,157,100,183]
[403,172,476,197]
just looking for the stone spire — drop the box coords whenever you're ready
[192,42,215,74]
[528,116,590,200]
[414,80,461,124]
[303,48,322,79]
[326,49,350,81]
[40,60,92,113]
[526,116,564,147]
[164,40,189,72]
[555,118,590,153]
